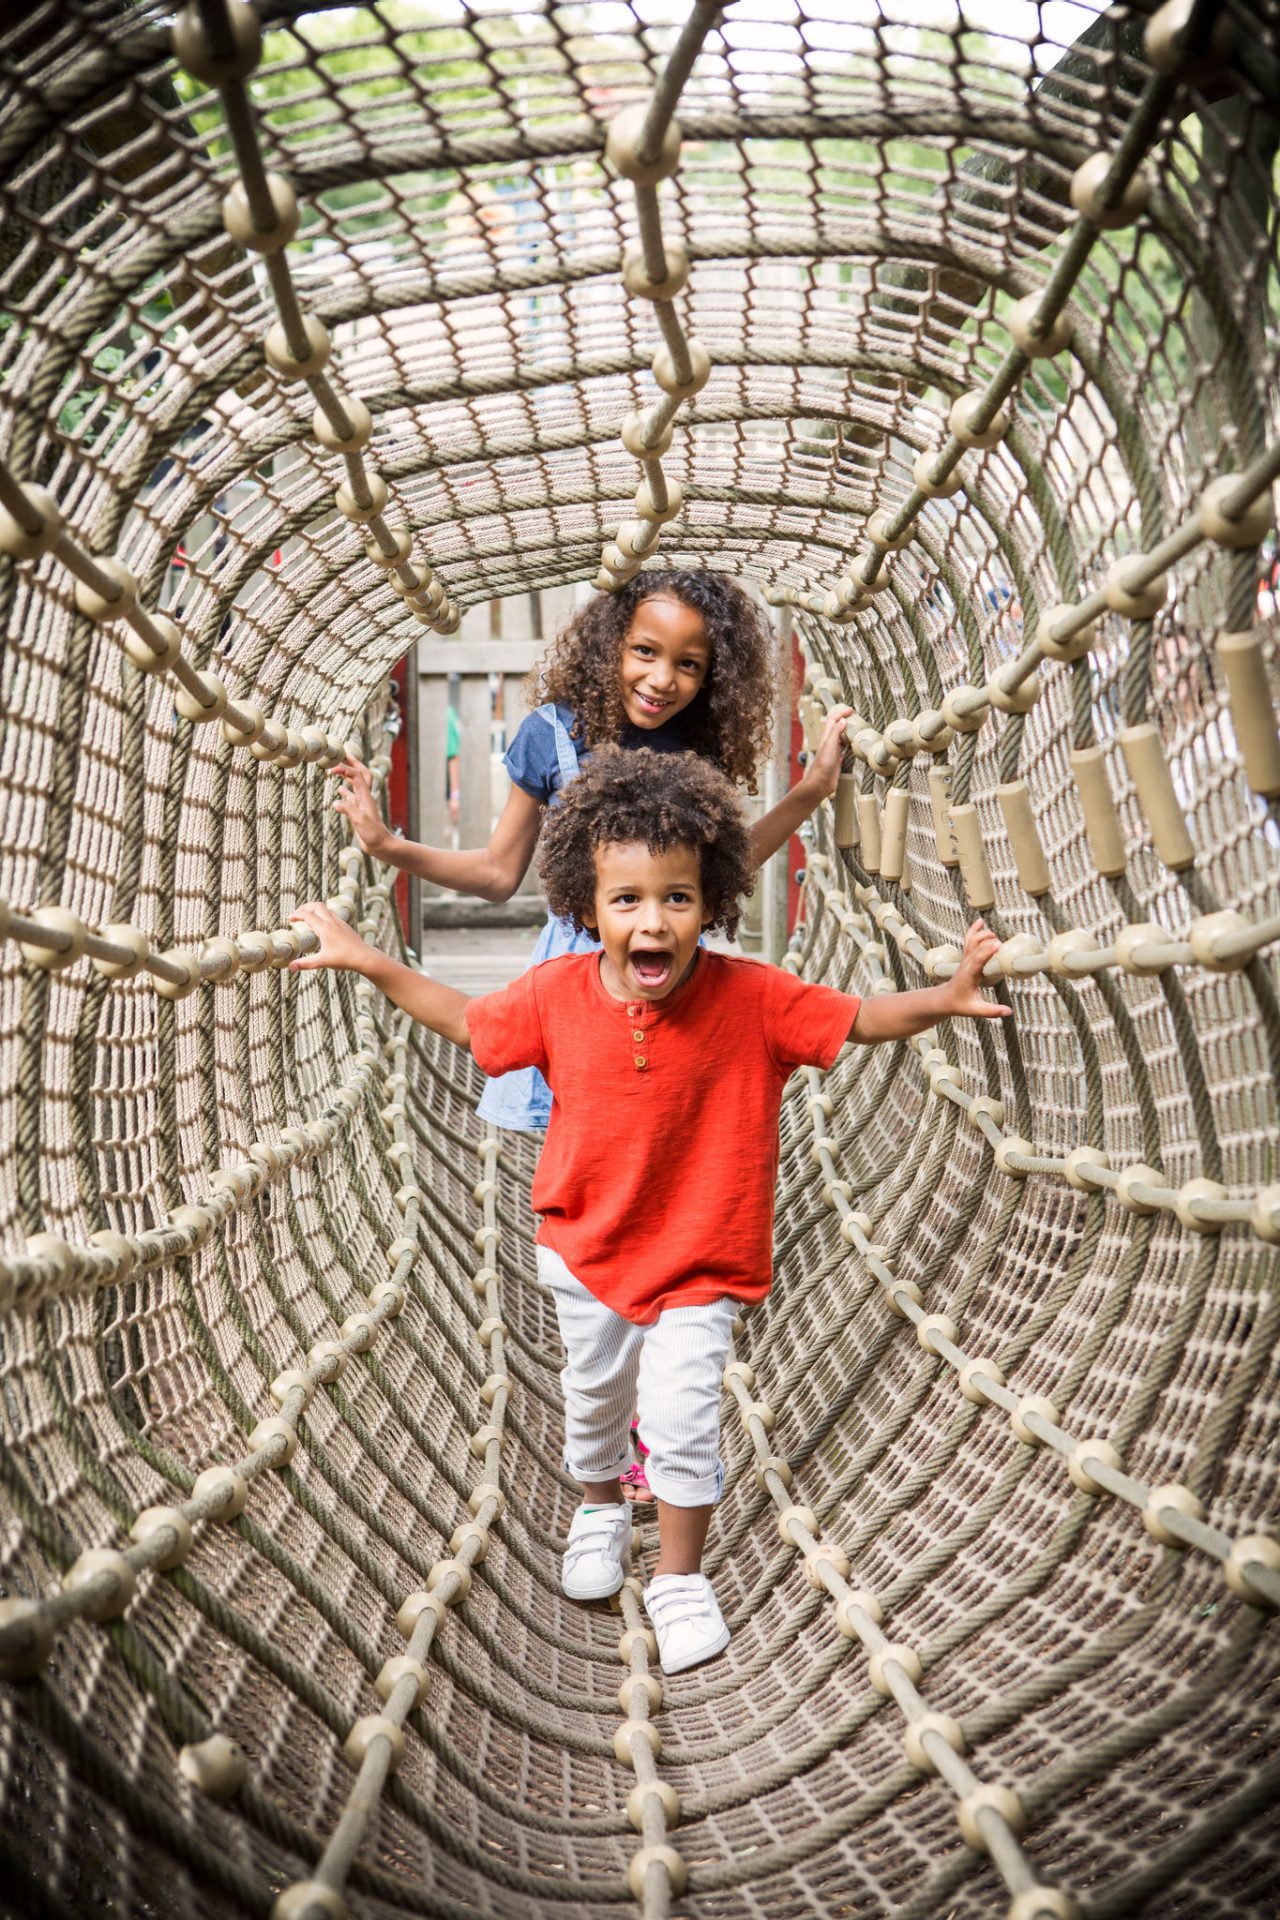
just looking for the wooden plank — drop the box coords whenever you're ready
[495,592,537,639]
[539,583,578,641]
[417,673,451,876]
[460,602,490,644]
[421,898,548,930]
[417,641,541,675]
[458,672,492,852]
[417,923,544,994]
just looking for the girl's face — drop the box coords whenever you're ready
[619,594,710,730]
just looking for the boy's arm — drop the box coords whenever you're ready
[289,902,472,1049]
[849,918,1011,1044]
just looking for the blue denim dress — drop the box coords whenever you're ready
[476,705,600,1131]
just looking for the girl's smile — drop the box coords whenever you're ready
[620,594,711,731]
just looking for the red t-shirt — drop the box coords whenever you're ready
[465,951,859,1323]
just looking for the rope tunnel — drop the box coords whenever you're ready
[1,1,1279,1914]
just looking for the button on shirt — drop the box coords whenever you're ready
[465,951,860,1323]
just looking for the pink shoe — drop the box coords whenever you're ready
[621,1420,654,1504]
[620,1461,653,1503]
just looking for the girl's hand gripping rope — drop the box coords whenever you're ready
[328,754,388,858]
[801,705,854,801]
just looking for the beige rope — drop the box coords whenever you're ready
[594,6,724,589]
[612,1584,686,1919]
[768,24,1176,632]
[0,734,413,1672]
[802,855,1280,1248]
[718,1325,1080,1917]
[0,459,354,767]
[1,2,1277,1915]
[782,451,1279,809]
[267,1119,506,1920]
[798,1022,1280,1609]
[170,0,459,637]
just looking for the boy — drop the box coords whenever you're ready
[291,748,1008,1674]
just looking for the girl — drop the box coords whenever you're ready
[333,572,851,1123]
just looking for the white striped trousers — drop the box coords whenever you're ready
[535,1245,738,1507]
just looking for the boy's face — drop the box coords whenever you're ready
[620,594,710,731]
[587,841,711,1001]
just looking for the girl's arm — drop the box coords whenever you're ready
[289,903,473,1047]
[329,757,544,902]
[850,920,1011,1043]
[749,706,854,868]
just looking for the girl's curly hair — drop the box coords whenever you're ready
[535,571,774,792]
[538,746,755,940]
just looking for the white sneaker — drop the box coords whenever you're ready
[644,1574,731,1674]
[561,1504,631,1601]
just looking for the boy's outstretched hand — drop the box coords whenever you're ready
[849,916,1012,1045]
[288,900,472,1048]
[942,918,1012,1019]
[288,901,374,974]
[328,755,387,857]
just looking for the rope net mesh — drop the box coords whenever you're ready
[1,1,1278,1915]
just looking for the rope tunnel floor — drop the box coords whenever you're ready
[1,2,1279,1916]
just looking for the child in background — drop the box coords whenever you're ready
[292,750,1010,1676]
[445,701,460,825]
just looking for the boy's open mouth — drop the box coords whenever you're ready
[630,949,674,988]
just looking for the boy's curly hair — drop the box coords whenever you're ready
[538,746,755,940]
[535,571,774,792]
